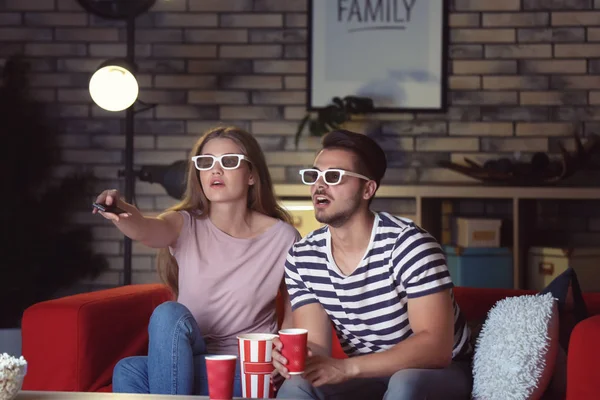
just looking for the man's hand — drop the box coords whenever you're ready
[271,337,317,383]
[271,301,333,384]
[303,355,354,387]
[271,337,291,381]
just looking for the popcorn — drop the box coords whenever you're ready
[0,353,27,400]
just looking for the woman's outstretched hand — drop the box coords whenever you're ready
[93,189,132,222]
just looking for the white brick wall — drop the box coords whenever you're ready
[2,0,600,286]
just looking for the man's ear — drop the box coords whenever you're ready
[363,180,377,201]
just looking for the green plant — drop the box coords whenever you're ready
[294,96,375,147]
[0,55,107,328]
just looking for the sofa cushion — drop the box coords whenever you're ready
[539,267,588,399]
[472,293,559,400]
[539,267,588,352]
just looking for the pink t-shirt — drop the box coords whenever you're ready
[170,210,299,355]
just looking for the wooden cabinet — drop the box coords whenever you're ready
[275,184,600,290]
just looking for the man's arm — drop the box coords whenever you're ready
[292,302,332,356]
[345,288,455,379]
[272,244,333,377]
[279,279,294,330]
[272,301,332,379]
[301,231,459,387]
[279,243,332,355]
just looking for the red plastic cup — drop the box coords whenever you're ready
[205,355,237,400]
[278,328,308,375]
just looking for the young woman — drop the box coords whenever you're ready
[94,126,299,396]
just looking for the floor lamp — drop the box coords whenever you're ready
[77,0,156,285]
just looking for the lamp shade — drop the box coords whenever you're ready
[89,60,138,112]
[138,160,188,200]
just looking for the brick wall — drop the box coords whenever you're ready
[1,0,599,288]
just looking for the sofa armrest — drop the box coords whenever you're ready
[21,284,172,392]
[567,315,600,400]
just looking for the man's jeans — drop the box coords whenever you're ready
[276,360,472,400]
[112,301,242,396]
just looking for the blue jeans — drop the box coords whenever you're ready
[276,360,472,400]
[112,301,242,396]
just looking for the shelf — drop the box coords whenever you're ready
[275,184,600,200]
[275,184,600,291]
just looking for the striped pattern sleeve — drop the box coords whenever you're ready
[284,245,319,311]
[392,227,453,298]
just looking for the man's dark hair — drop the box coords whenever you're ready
[321,129,387,189]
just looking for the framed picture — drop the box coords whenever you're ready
[307,0,448,112]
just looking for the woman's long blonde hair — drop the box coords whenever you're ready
[156,126,292,298]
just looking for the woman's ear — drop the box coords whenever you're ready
[248,174,255,186]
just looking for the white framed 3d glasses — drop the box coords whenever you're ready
[191,154,250,171]
[299,168,371,185]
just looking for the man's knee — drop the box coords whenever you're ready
[385,369,427,400]
[277,376,317,399]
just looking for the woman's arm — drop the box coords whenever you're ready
[94,189,184,248]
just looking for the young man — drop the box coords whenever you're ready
[272,130,472,400]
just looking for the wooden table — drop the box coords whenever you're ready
[16,391,274,400]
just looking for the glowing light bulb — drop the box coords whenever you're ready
[89,64,139,112]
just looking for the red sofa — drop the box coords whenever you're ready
[20,284,600,399]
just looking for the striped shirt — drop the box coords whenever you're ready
[285,211,471,359]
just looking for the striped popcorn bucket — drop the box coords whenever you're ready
[237,333,277,399]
